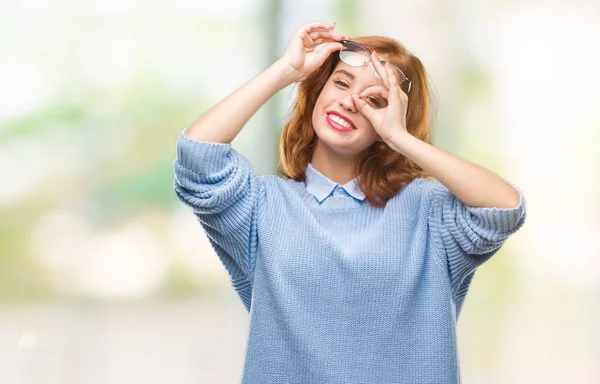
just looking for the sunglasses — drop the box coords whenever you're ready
[339,40,412,93]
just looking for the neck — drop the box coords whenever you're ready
[310,143,358,185]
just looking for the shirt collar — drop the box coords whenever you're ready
[305,163,365,203]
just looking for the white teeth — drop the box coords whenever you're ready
[329,114,352,128]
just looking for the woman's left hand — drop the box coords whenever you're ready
[351,51,409,142]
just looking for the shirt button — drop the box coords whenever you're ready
[334,186,345,196]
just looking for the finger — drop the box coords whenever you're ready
[359,86,389,108]
[384,63,400,99]
[300,30,343,48]
[311,36,345,46]
[308,30,345,42]
[299,21,336,34]
[314,42,344,66]
[351,93,376,120]
[370,51,390,88]
[359,86,389,100]
[294,22,336,44]
[371,51,390,88]
[384,63,409,102]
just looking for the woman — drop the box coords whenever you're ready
[173,21,526,384]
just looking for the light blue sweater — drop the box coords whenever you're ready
[173,129,527,384]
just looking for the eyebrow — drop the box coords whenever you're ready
[332,69,355,80]
[332,68,386,90]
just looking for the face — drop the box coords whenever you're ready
[311,58,391,161]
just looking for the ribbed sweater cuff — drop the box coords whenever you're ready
[463,181,526,233]
[175,128,232,175]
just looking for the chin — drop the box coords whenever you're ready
[312,111,377,154]
[314,132,362,159]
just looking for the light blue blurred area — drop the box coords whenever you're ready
[1,0,599,383]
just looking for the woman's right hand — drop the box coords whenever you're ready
[279,21,347,83]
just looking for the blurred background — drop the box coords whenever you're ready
[1,0,599,383]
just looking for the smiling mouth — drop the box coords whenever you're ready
[326,113,356,131]
[326,114,355,132]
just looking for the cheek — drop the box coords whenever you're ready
[317,82,341,104]
[359,123,382,143]
[312,97,323,126]
[357,118,376,134]
[312,90,332,123]
[314,89,331,108]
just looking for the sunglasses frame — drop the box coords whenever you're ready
[339,40,412,94]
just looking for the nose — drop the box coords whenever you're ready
[339,92,357,113]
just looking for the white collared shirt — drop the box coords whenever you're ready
[304,163,366,203]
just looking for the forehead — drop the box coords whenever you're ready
[331,56,401,86]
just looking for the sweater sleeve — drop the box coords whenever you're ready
[172,129,265,310]
[427,179,527,305]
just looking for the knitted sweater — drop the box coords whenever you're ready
[173,129,527,384]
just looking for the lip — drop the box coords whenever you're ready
[326,111,356,132]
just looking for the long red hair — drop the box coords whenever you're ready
[277,36,435,208]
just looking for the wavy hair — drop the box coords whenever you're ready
[277,36,436,208]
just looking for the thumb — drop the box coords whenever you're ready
[315,42,343,67]
[352,93,375,120]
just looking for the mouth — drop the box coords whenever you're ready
[326,111,356,132]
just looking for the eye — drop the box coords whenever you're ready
[334,79,349,88]
[366,96,381,107]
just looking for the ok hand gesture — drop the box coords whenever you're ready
[351,51,410,142]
